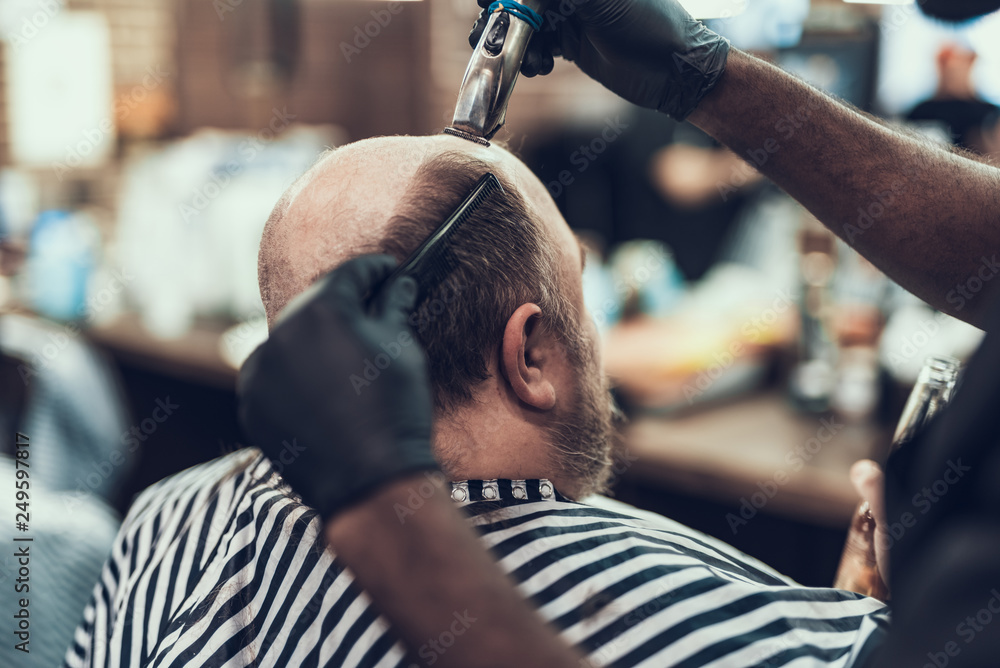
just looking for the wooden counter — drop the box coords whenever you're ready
[620,392,889,528]
[87,313,238,390]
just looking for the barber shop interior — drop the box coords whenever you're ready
[3,0,1000,666]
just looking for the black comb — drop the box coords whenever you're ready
[379,172,503,307]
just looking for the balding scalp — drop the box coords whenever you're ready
[256,137,570,411]
[258,136,513,328]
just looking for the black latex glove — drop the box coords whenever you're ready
[469,0,730,121]
[238,255,438,519]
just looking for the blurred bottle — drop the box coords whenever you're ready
[789,218,838,413]
[830,250,889,423]
[834,355,962,600]
[610,240,686,321]
[636,244,685,317]
[24,210,98,321]
[834,500,887,600]
[580,241,620,335]
[831,346,880,423]
[891,355,961,449]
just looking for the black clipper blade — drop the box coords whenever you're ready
[443,126,492,147]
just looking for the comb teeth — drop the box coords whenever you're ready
[413,247,459,302]
[378,173,504,309]
[443,126,492,147]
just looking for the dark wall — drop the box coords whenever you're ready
[175,0,433,140]
[106,360,244,514]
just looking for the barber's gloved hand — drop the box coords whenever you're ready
[238,254,437,519]
[469,0,729,121]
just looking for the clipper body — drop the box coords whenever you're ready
[450,0,546,141]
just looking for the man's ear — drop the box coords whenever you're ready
[501,303,557,411]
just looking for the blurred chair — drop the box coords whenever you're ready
[0,313,129,667]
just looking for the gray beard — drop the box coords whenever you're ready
[545,328,627,499]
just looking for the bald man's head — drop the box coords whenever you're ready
[258,135,576,411]
[258,134,617,496]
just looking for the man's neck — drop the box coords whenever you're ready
[431,399,579,498]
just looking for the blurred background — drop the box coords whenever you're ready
[1,1,999,656]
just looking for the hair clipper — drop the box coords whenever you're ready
[447,0,547,143]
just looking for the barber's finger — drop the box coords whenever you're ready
[373,275,419,322]
[520,47,550,77]
[469,8,489,48]
[236,343,272,438]
[322,254,399,314]
[536,51,554,76]
[237,341,263,394]
[850,459,887,525]
[274,256,395,327]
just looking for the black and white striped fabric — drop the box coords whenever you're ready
[64,449,889,667]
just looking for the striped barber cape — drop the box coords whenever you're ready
[64,448,889,667]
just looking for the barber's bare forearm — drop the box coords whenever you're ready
[325,475,583,668]
[688,50,1000,328]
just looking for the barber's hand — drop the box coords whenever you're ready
[469,0,729,120]
[238,255,437,519]
[833,460,890,600]
[851,459,890,583]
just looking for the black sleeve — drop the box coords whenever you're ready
[872,296,1000,665]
